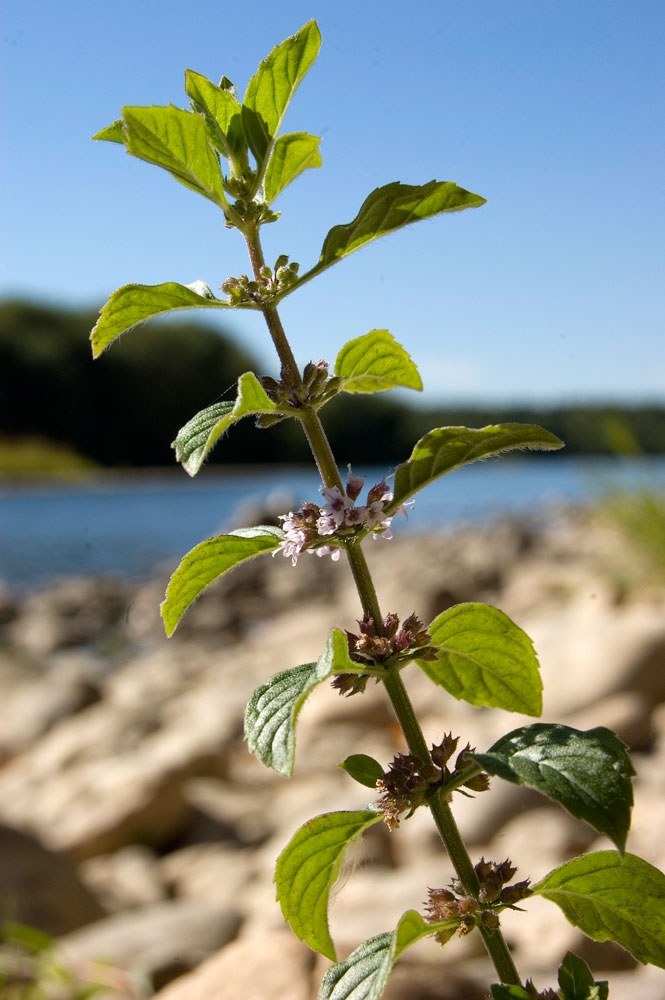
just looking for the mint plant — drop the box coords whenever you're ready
[90,21,665,999]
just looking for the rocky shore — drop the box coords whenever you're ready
[1,507,665,999]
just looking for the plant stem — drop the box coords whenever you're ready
[248,228,522,988]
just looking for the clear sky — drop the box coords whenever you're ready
[1,0,664,405]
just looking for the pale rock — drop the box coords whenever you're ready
[79,845,166,912]
[160,843,257,905]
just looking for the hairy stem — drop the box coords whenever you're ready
[248,227,522,988]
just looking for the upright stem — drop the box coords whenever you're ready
[246,227,522,989]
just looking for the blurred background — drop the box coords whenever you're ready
[1,2,665,998]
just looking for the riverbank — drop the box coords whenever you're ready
[1,509,665,999]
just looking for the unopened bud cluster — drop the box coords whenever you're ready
[345,613,435,665]
[375,734,490,830]
[425,858,531,941]
[221,255,299,305]
[259,359,343,413]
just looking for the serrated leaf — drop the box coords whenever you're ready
[122,104,227,208]
[532,851,665,968]
[92,120,125,143]
[160,526,284,636]
[469,724,634,851]
[276,809,383,960]
[557,951,608,1000]
[245,629,359,777]
[418,603,542,716]
[242,20,321,170]
[282,180,485,298]
[173,372,281,476]
[334,330,422,394]
[264,132,322,202]
[318,910,457,998]
[338,754,384,789]
[185,69,246,160]
[91,281,231,357]
[386,424,564,514]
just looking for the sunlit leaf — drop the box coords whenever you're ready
[419,603,542,715]
[185,69,246,160]
[92,120,125,143]
[264,132,322,202]
[469,725,634,852]
[160,526,284,636]
[335,330,422,394]
[532,851,665,968]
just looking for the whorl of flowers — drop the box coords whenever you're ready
[274,467,413,566]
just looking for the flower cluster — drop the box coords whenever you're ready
[221,254,299,306]
[345,612,435,665]
[424,858,531,941]
[259,359,343,413]
[275,468,412,566]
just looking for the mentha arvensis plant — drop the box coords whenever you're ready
[90,21,665,999]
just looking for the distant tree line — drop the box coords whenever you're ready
[2,299,664,468]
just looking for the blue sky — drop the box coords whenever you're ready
[1,0,664,405]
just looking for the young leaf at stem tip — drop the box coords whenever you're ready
[557,951,608,1000]
[264,132,322,203]
[418,602,542,716]
[334,329,423,394]
[338,754,385,789]
[275,809,383,960]
[184,69,246,165]
[468,723,634,852]
[531,851,665,968]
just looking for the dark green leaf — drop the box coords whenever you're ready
[532,851,665,968]
[387,424,564,514]
[172,372,282,476]
[92,120,125,143]
[558,951,608,1000]
[160,526,284,636]
[122,104,227,208]
[276,809,383,960]
[419,603,542,716]
[338,754,384,789]
[318,910,457,998]
[91,281,231,357]
[469,724,634,852]
[185,69,246,161]
[335,330,423,394]
[242,20,321,168]
[245,629,359,776]
[490,987,533,1000]
[264,132,321,202]
[284,180,485,298]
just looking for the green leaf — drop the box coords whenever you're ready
[490,987,533,1000]
[173,372,282,476]
[264,132,322,203]
[122,104,227,208]
[318,910,457,998]
[558,951,609,1000]
[531,851,665,968]
[418,603,542,716]
[469,724,634,852]
[276,809,383,960]
[185,69,246,161]
[283,180,486,298]
[338,754,384,790]
[160,526,284,636]
[92,120,125,143]
[245,629,359,777]
[242,20,321,168]
[387,424,564,514]
[91,281,231,357]
[334,330,423,394]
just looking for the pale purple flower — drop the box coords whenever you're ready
[346,465,365,502]
[316,511,339,536]
[320,485,353,527]
[308,545,341,561]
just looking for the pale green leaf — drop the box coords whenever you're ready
[387,424,564,514]
[173,372,281,476]
[92,120,125,143]
[264,132,322,202]
[318,910,458,998]
[276,809,383,960]
[334,330,422,394]
[185,70,246,161]
[242,20,321,169]
[419,603,542,715]
[122,104,227,208]
[160,526,284,636]
[90,281,231,357]
[469,724,634,852]
[532,851,665,968]
[283,180,486,298]
[245,629,360,776]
